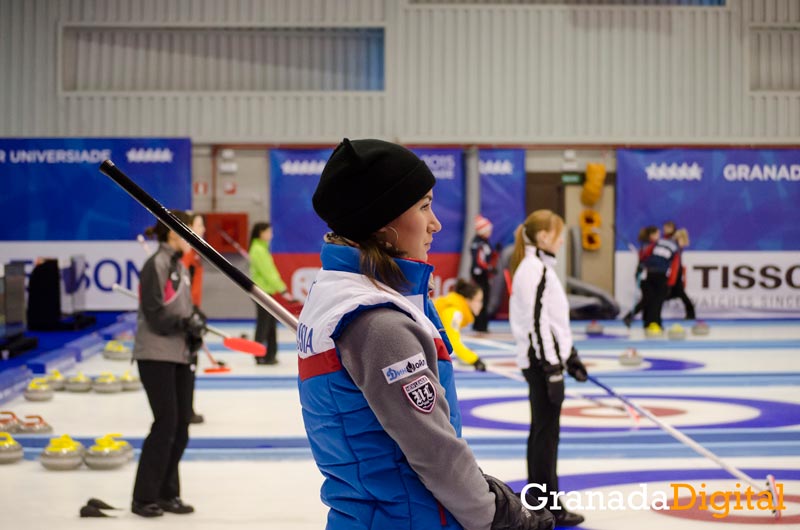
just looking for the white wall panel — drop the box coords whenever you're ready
[0,0,388,141]
[58,0,385,25]
[52,92,385,141]
[395,0,799,142]
[62,27,384,91]
[0,0,798,143]
[410,1,727,4]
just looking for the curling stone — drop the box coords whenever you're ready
[40,435,84,470]
[113,330,134,341]
[98,433,133,462]
[65,372,92,393]
[92,372,122,393]
[692,320,710,336]
[84,437,128,470]
[618,348,644,366]
[645,322,663,338]
[0,411,21,433]
[18,415,53,435]
[119,370,142,391]
[24,378,54,402]
[102,340,132,361]
[585,320,604,336]
[0,432,24,465]
[46,369,66,391]
[668,323,686,340]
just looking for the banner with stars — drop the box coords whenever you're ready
[0,137,191,310]
[479,149,526,247]
[0,138,191,241]
[269,147,466,301]
[616,148,800,252]
[615,148,800,318]
[269,148,333,254]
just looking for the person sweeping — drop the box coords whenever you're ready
[434,279,488,372]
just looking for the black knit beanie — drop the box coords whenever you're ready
[312,138,436,241]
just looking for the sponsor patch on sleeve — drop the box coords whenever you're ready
[402,375,437,414]
[381,352,427,384]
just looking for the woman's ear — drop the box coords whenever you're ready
[375,226,399,249]
[373,227,393,249]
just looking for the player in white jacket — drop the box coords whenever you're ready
[509,210,589,528]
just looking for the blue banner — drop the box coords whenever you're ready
[410,148,464,254]
[270,147,464,255]
[616,149,800,251]
[270,149,333,253]
[0,138,191,241]
[479,149,526,247]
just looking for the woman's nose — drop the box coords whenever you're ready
[430,211,442,233]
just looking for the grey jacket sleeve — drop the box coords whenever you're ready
[337,308,495,530]
[139,254,185,335]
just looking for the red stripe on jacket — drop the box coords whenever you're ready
[299,339,452,381]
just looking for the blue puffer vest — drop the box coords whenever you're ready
[643,238,679,273]
[297,244,462,530]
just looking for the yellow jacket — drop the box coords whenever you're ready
[433,292,479,366]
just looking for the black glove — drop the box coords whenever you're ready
[186,334,203,354]
[566,347,588,382]
[183,307,207,339]
[188,350,199,369]
[485,474,555,530]
[183,307,206,353]
[473,358,487,372]
[542,363,565,404]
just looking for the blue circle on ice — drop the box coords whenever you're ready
[459,394,800,432]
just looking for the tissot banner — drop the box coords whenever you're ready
[479,149,526,247]
[615,149,800,318]
[0,138,192,309]
[270,147,465,301]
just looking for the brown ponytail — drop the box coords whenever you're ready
[144,210,192,242]
[509,209,565,277]
[509,224,528,279]
[325,232,409,292]
[358,237,409,292]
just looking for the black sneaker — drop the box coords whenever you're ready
[131,501,164,518]
[87,498,119,510]
[623,313,633,328]
[157,497,194,514]
[553,508,584,527]
[80,505,113,518]
[189,413,204,424]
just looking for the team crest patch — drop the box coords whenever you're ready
[402,375,437,414]
[382,353,427,384]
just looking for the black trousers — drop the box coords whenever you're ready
[668,284,696,320]
[472,273,491,332]
[133,360,193,503]
[626,298,644,320]
[255,303,277,363]
[641,271,669,328]
[522,365,562,505]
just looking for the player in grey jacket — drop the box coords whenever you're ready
[131,210,205,518]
